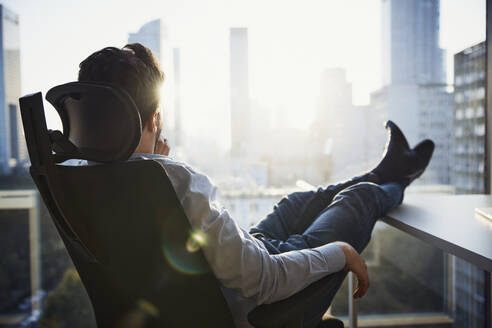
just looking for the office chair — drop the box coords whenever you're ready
[19,82,344,328]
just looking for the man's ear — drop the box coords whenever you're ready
[144,111,159,132]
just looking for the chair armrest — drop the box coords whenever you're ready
[248,271,345,328]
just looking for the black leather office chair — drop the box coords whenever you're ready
[19,82,344,328]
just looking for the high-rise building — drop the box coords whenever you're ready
[0,190,40,325]
[0,5,26,175]
[452,42,486,194]
[416,85,454,184]
[311,68,369,182]
[453,256,486,328]
[230,28,250,157]
[128,19,162,62]
[451,42,486,328]
[371,0,452,185]
[172,48,183,148]
[381,0,445,86]
[129,19,180,151]
[319,68,352,109]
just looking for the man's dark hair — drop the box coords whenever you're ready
[78,43,165,126]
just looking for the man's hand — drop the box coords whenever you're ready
[333,241,369,299]
[154,137,170,156]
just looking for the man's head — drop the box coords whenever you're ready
[78,43,165,154]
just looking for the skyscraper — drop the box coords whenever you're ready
[451,42,486,328]
[372,0,452,185]
[311,68,368,182]
[0,5,25,175]
[128,19,162,62]
[173,47,183,148]
[128,19,178,150]
[381,0,445,86]
[452,42,486,194]
[230,28,250,157]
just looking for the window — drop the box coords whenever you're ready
[456,108,464,119]
[0,0,488,327]
[476,105,485,117]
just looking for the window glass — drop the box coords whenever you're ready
[331,224,488,328]
[0,0,487,327]
[0,209,31,315]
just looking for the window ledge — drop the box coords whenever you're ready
[383,194,492,272]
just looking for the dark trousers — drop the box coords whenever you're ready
[249,174,404,327]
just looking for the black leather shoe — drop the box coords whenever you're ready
[399,138,435,186]
[371,120,434,186]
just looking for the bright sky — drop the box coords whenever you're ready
[1,0,485,149]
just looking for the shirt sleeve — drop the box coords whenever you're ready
[162,159,346,305]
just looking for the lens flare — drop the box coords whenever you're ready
[136,299,159,317]
[116,299,159,328]
[161,229,209,275]
[186,230,207,253]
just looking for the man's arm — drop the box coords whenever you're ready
[161,158,366,304]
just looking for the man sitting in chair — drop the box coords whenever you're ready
[77,43,434,328]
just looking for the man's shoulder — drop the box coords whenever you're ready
[130,153,204,178]
[131,154,217,198]
[63,154,193,173]
[61,153,208,182]
[131,153,183,166]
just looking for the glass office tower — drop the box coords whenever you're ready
[0,5,25,175]
[230,27,250,158]
[452,41,487,328]
[372,0,452,185]
[453,41,486,194]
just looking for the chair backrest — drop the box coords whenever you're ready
[18,83,234,327]
[46,82,142,163]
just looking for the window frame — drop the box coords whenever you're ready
[484,0,491,326]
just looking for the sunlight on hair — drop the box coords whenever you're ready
[159,83,166,105]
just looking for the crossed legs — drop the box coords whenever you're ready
[249,178,405,327]
[249,172,380,245]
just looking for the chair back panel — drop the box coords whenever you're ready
[46,82,141,163]
[49,160,233,327]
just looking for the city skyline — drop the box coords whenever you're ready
[0,0,485,150]
[0,1,489,325]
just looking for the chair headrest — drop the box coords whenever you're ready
[46,82,142,163]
